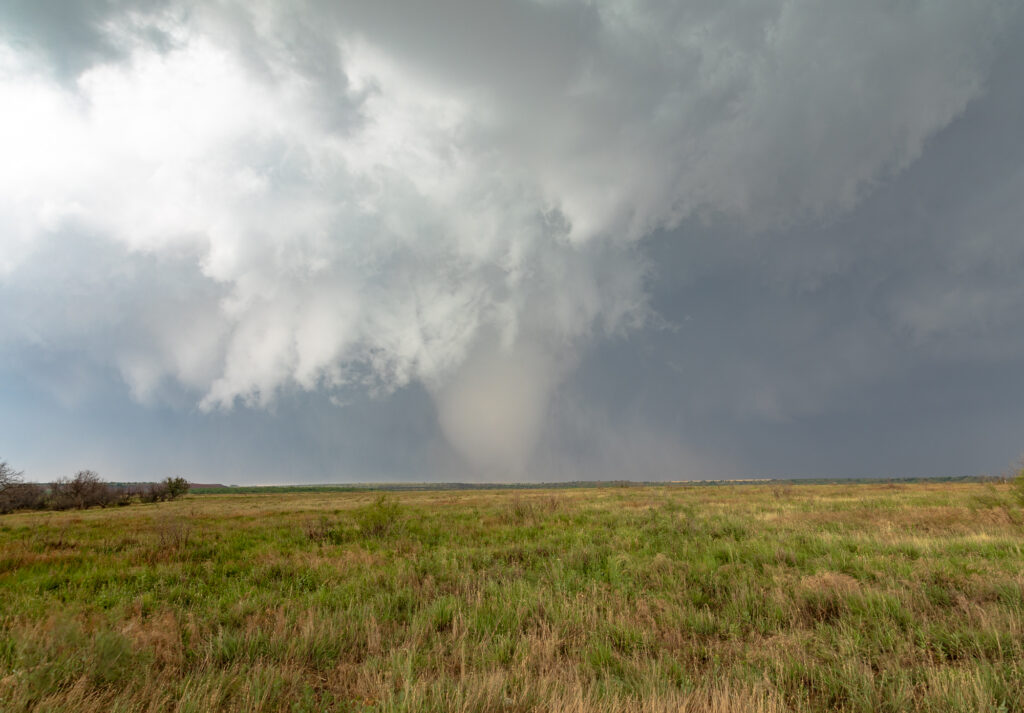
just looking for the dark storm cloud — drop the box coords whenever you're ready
[1,0,1022,481]
[559,29,1024,477]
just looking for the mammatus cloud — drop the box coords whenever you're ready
[0,0,1016,473]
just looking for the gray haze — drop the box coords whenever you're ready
[1,0,1022,483]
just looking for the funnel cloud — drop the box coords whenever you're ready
[435,341,568,475]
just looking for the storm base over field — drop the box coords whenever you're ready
[2,1,1023,483]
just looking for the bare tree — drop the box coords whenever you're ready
[0,460,20,489]
[0,460,45,514]
[49,470,117,510]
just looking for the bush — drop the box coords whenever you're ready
[140,477,190,504]
[48,470,117,510]
[4,482,47,512]
[1,464,187,513]
[165,477,190,499]
[0,460,47,514]
[141,482,171,503]
[114,486,138,506]
[355,495,402,538]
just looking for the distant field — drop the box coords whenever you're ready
[1,481,1022,712]
[187,475,993,494]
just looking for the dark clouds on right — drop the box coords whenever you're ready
[559,33,1024,478]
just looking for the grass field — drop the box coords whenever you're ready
[1,480,1023,712]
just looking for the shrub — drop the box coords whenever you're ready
[48,470,117,510]
[0,460,47,514]
[141,482,171,503]
[1,464,185,513]
[304,515,341,544]
[46,481,74,510]
[355,495,402,538]
[140,477,190,504]
[165,477,190,500]
[4,482,47,512]
[114,486,138,506]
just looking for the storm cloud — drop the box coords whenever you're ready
[1,0,1022,481]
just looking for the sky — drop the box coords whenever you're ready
[1,0,1023,484]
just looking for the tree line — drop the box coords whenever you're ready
[0,460,189,514]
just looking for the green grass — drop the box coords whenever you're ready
[1,481,1023,712]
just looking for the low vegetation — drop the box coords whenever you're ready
[1,480,1023,712]
[1013,460,1024,506]
[0,461,189,514]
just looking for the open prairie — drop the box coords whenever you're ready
[1,481,1023,712]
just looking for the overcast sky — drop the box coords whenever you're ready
[2,0,1023,483]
